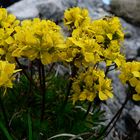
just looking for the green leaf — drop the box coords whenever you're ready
[0,121,13,140]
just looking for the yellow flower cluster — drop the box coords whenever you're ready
[0,60,20,91]
[64,8,125,68]
[64,8,128,103]
[72,67,113,104]
[64,7,90,29]
[119,62,140,101]
[0,7,139,102]
[11,18,66,65]
[0,8,19,61]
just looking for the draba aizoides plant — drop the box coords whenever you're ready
[0,7,140,140]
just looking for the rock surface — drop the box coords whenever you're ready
[110,0,140,25]
[7,0,77,21]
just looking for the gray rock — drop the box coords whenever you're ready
[110,0,140,25]
[7,0,77,21]
[103,69,140,139]
[7,0,39,19]
[128,105,140,127]
[120,19,140,60]
[78,0,110,20]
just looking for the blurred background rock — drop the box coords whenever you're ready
[110,0,140,25]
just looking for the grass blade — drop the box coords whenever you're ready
[0,121,13,140]
[28,109,32,140]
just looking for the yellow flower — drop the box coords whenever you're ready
[133,94,140,101]
[119,61,140,101]
[119,62,140,84]
[0,61,20,91]
[64,7,90,29]
[104,51,125,67]
[72,67,113,103]
[0,8,19,61]
[64,11,124,69]
[97,77,113,100]
[91,16,124,40]
[79,89,96,102]
[12,19,66,65]
[65,27,102,67]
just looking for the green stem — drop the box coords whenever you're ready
[41,63,46,121]
[63,61,77,108]
[105,64,117,76]
[63,79,72,107]
[96,92,131,139]
[29,61,33,95]
[46,63,55,77]
[105,66,110,76]
[15,57,30,80]
[15,58,38,90]
[38,60,46,121]
[83,102,92,119]
[104,96,129,138]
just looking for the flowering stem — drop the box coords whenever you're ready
[105,66,110,76]
[41,63,46,121]
[29,61,33,95]
[64,80,72,107]
[15,58,38,90]
[105,64,117,76]
[96,93,131,139]
[46,63,55,77]
[83,102,92,119]
[15,57,30,79]
[38,60,46,121]
[104,96,129,138]
[63,61,77,108]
